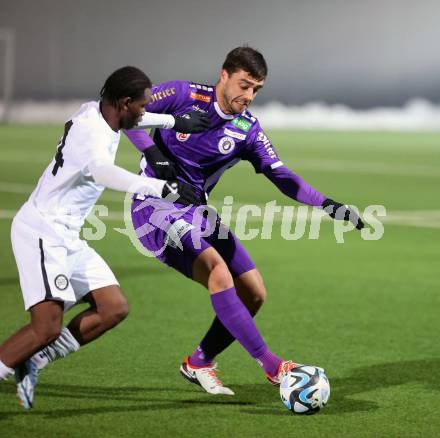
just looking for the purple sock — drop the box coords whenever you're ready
[255,348,282,377]
[188,346,214,368]
[210,287,282,376]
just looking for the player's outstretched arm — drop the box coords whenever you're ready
[123,110,210,156]
[321,198,364,230]
[263,165,364,230]
[135,110,210,133]
[88,161,202,205]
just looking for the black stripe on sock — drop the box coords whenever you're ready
[39,238,52,299]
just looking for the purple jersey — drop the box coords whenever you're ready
[125,80,326,207]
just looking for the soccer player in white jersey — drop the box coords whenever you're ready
[0,66,209,409]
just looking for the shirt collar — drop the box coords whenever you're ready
[214,101,234,120]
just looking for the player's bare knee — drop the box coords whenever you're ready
[102,296,129,327]
[253,286,267,308]
[113,299,129,323]
[209,261,233,292]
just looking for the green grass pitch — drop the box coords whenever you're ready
[0,125,439,437]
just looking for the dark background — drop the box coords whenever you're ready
[1,0,439,107]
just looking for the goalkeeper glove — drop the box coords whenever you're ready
[173,110,211,133]
[322,198,364,230]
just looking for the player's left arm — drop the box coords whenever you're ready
[124,111,210,155]
[244,126,364,230]
[124,81,210,154]
[134,111,210,133]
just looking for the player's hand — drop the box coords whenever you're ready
[173,111,211,134]
[322,198,364,230]
[162,180,205,206]
[143,145,178,179]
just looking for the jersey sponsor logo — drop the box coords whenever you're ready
[54,274,69,291]
[257,131,277,159]
[224,128,247,141]
[232,117,251,132]
[150,87,176,103]
[192,104,208,113]
[218,136,236,154]
[190,91,212,103]
[176,132,191,142]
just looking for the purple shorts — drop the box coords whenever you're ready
[131,198,255,279]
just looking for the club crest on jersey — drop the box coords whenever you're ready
[54,274,69,291]
[176,132,191,142]
[218,136,235,154]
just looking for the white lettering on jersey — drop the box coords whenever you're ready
[224,128,247,141]
[257,131,277,159]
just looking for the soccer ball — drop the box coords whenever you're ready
[280,365,330,415]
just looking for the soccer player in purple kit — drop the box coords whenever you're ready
[127,46,365,395]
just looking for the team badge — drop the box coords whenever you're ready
[54,274,69,291]
[176,132,191,142]
[218,136,235,154]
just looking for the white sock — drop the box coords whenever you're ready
[31,327,80,370]
[0,360,14,381]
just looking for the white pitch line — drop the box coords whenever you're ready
[0,182,34,194]
[291,159,440,178]
[0,210,15,219]
[0,155,439,180]
[0,182,127,202]
[0,209,439,229]
[1,177,439,227]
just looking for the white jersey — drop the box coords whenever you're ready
[18,101,120,241]
[11,102,176,310]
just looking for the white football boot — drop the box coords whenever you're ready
[15,358,39,410]
[180,357,234,395]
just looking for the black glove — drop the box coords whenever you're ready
[173,110,211,134]
[143,145,178,179]
[322,198,364,230]
[162,180,205,206]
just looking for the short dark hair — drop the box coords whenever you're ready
[222,46,268,81]
[100,66,152,107]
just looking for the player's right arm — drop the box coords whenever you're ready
[70,121,202,205]
[86,161,202,205]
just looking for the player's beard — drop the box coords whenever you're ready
[232,99,248,113]
[220,89,237,115]
[224,91,249,115]
[222,84,251,114]
[120,113,140,130]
